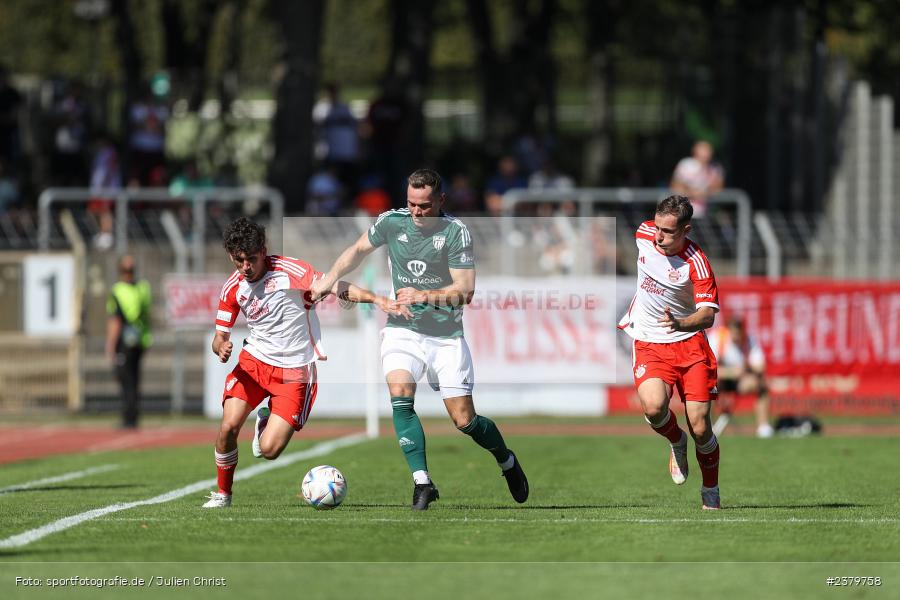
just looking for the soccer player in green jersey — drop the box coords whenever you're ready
[311,169,529,510]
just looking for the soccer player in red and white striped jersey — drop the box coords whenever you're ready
[617,195,722,509]
[203,217,408,508]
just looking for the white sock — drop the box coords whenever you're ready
[412,470,431,485]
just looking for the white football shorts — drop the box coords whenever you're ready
[380,326,475,399]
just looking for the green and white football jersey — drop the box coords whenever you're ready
[368,208,475,338]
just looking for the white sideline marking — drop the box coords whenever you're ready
[0,433,367,549]
[0,465,120,495]
[101,516,900,525]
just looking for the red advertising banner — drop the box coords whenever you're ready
[463,276,617,383]
[164,276,224,328]
[610,277,900,415]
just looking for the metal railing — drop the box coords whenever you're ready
[38,187,285,272]
[501,187,752,277]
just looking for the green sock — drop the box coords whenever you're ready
[391,396,427,473]
[458,414,511,463]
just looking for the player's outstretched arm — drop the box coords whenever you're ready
[332,280,412,319]
[659,305,716,333]
[309,232,376,301]
[212,330,233,363]
[396,267,475,308]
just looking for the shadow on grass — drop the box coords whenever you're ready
[0,484,142,495]
[727,502,868,509]
[348,503,656,510]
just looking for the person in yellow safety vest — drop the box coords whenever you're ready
[105,255,152,429]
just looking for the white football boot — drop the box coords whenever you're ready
[201,491,232,508]
[669,435,689,485]
[252,406,271,458]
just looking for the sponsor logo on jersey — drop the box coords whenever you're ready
[458,252,472,264]
[433,235,446,250]
[635,364,647,379]
[640,275,666,296]
[265,276,278,293]
[696,292,714,298]
[246,297,271,321]
[668,269,681,283]
[407,260,427,277]
[397,274,442,284]
[397,233,408,242]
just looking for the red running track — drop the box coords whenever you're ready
[0,422,896,464]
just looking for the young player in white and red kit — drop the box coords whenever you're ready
[203,217,407,508]
[618,195,722,509]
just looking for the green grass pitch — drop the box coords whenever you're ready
[1,430,898,598]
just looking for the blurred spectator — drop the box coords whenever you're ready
[88,133,122,250]
[129,90,169,186]
[513,131,548,177]
[708,315,773,439]
[170,159,216,227]
[106,255,152,429]
[670,140,724,218]
[484,155,527,217]
[0,65,22,169]
[354,174,391,217]
[363,80,408,205]
[315,82,360,201]
[0,158,19,213]
[169,159,214,198]
[306,165,342,216]
[51,81,91,186]
[533,201,576,275]
[528,158,575,191]
[447,173,478,213]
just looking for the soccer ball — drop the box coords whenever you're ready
[301,465,347,509]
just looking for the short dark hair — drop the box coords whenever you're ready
[656,195,693,226]
[407,169,443,195]
[223,217,266,257]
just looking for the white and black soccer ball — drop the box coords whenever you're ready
[301,465,347,509]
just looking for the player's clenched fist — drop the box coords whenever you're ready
[658,306,681,333]
[217,340,233,363]
[308,276,334,302]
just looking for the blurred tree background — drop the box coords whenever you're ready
[0,0,897,213]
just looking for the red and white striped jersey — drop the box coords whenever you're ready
[618,220,719,343]
[215,255,327,368]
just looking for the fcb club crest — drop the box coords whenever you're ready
[432,235,446,250]
[407,260,427,277]
[667,269,681,283]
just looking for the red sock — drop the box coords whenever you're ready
[695,436,720,487]
[648,409,685,445]
[215,448,238,495]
